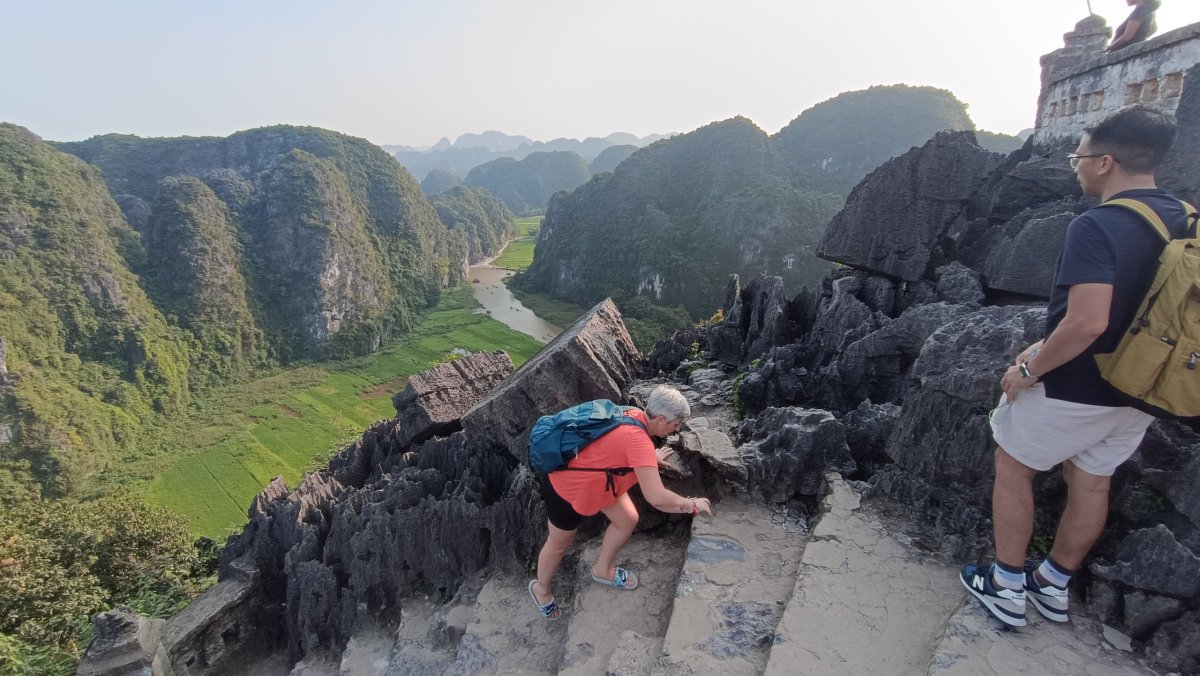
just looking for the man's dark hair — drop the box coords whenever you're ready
[1084,105,1176,173]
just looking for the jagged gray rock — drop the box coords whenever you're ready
[979,201,1080,297]
[1091,525,1200,599]
[735,407,853,501]
[817,130,1003,281]
[461,298,641,464]
[392,350,513,447]
[77,607,166,676]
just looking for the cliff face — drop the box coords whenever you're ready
[58,125,466,359]
[142,176,265,384]
[0,125,192,494]
[428,185,516,264]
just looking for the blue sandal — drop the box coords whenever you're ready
[528,579,560,619]
[591,567,639,590]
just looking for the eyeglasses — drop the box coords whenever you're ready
[1068,153,1111,170]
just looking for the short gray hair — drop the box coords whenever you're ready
[645,385,690,421]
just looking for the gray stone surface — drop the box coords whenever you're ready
[77,607,166,676]
[462,298,642,465]
[557,533,687,675]
[1090,525,1200,598]
[653,498,807,676]
[736,407,852,501]
[392,350,513,447]
[927,601,1156,675]
[817,131,1003,281]
[678,427,746,486]
[763,475,962,676]
[980,202,1077,298]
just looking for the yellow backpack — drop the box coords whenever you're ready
[1094,198,1200,418]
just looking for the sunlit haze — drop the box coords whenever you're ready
[4,0,1195,146]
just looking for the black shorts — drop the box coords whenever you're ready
[539,475,583,531]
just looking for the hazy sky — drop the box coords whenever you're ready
[4,1,1195,147]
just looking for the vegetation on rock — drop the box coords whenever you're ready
[429,186,516,263]
[465,150,592,215]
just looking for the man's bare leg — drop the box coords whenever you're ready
[534,521,576,604]
[593,492,638,581]
[993,447,1039,568]
[1046,459,1111,571]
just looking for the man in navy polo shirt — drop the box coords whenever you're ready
[961,106,1191,627]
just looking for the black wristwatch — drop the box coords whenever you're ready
[1019,362,1040,379]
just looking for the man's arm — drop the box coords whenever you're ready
[1001,283,1112,397]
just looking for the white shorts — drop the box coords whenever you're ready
[989,383,1154,477]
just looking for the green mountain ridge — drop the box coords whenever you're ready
[464,150,593,215]
[515,84,1017,319]
[1,124,477,498]
[514,116,843,317]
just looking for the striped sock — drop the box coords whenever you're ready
[992,561,1024,590]
[1035,556,1072,588]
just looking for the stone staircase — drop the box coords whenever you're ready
[270,440,1160,676]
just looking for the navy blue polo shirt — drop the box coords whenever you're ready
[1042,188,1192,405]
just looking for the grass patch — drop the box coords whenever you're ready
[509,288,587,327]
[133,287,544,538]
[492,216,541,271]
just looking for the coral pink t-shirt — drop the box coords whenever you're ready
[548,408,657,516]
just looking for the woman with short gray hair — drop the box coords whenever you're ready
[529,385,713,619]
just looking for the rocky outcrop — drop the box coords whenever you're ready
[392,350,513,447]
[461,298,642,464]
[817,131,1004,282]
[77,608,166,676]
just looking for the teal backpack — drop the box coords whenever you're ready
[528,399,648,495]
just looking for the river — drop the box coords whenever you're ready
[468,262,562,343]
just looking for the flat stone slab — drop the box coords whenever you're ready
[763,474,963,676]
[558,532,688,675]
[653,498,808,675]
[928,601,1158,676]
[678,428,746,484]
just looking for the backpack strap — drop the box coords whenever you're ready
[1104,197,1174,242]
[558,415,648,496]
[1104,198,1199,333]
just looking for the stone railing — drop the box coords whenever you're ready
[1034,18,1200,146]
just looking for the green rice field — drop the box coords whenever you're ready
[140,288,544,538]
[492,216,541,270]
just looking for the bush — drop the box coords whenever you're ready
[0,489,205,671]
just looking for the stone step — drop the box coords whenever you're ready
[651,497,808,675]
[557,532,688,675]
[926,600,1157,675]
[762,474,963,676]
[439,575,571,675]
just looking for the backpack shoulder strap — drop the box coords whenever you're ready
[1104,197,1172,243]
[1184,201,1199,238]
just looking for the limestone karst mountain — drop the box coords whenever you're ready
[427,185,517,264]
[464,150,593,216]
[0,124,195,496]
[393,131,669,182]
[0,124,475,497]
[514,116,844,318]
[58,125,467,361]
[588,144,638,174]
[419,168,466,195]
[516,84,1017,322]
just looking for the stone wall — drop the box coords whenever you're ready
[1034,16,1200,146]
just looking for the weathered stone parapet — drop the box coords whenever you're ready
[1035,19,1200,146]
